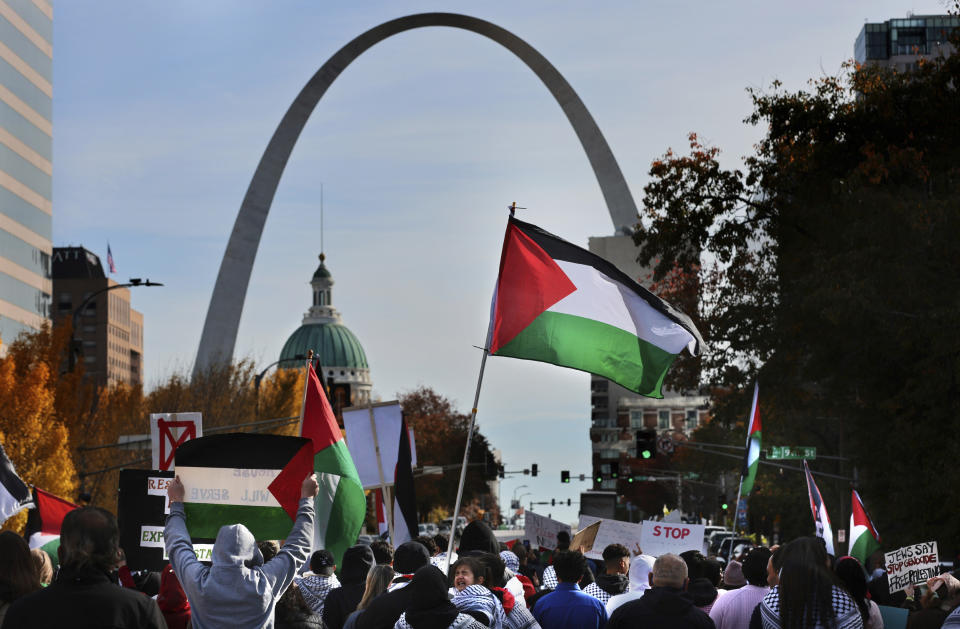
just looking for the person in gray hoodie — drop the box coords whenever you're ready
[165,472,319,629]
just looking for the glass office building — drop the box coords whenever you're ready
[856,15,959,69]
[0,0,52,350]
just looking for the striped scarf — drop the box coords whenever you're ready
[453,585,506,629]
[759,585,864,629]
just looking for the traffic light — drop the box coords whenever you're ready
[531,463,539,477]
[627,476,634,483]
[551,499,556,507]
[610,461,619,479]
[719,494,729,511]
[561,470,570,483]
[567,498,571,506]
[498,464,505,479]
[636,429,657,459]
[595,474,603,484]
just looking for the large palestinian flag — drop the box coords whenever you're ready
[849,490,881,564]
[25,487,79,564]
[0,442,31,524]
[487,217,702,398]
[301,363,366,567]
[175,433,314,539]
[739,382,762,497]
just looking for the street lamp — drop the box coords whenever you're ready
[69,278,163,371]
[512,484,529,502]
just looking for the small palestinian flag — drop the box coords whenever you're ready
[849,490,881,564]
[0,442,31,524]
[803,460,835,555]
[175,433,314,540]
[739,382,762,497]
[488,217,702,398]
[25,487,79,564]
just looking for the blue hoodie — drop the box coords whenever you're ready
[165,498,315,629]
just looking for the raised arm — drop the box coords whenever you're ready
[261,473,319,591]
[164,475,206,585]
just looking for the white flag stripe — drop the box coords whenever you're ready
[312,472,340,554]
[549,261,696,354]
[176,466,282,508]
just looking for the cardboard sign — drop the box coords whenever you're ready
[570,521,601,556]
[885,541,939,594]
[150,412,202,470]
[342,402,405,489]
[577,515,645,559]
[524,511,571,550]
[118,469,214,571]
[639,520,705,557]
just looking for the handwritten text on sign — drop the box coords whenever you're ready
[885,541,938,594]
[639,520,705,557]
[524,511,571,550]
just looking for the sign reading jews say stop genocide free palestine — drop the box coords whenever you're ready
[885,541,939,594]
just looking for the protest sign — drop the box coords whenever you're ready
[342,402,405,490]
[150,412,202,470]
[885,541,939,594]
[524,511,571,549]
[570,521,601,556]
[640,520,705,557]
[118,469,214,571]
[576,516,645,559]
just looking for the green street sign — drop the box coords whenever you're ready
[768,446,817,460]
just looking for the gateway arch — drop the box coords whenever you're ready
[194,12,640,374]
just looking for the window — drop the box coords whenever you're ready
[686,410,699,431]
[658,410,671,430]
[600,449,618,459]
[629,410,645,428]
[601,479,617,490]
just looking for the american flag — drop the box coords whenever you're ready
[107,244,116,274]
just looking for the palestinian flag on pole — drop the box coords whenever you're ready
[487,217,702,398]
[0,442,31,524]
[25,487,79,564]
[849,490,881,564]
[739,382,762,497]
[175,433,314,539]
[301,362,365,567]
[803,460,835,555]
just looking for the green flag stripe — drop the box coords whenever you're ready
[494,310,678,398]
[850,530,881,563]
[319,476,366,567]
[314,440,361,482]
[183,503,292,539]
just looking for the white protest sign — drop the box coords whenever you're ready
[576,516,644,559]
[885,541,938,594]
[524,511,571,549]
[150,412,202,470]
[342,402,404,489]
[640,520,705,557]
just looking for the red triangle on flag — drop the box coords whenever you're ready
[35,488,79,535]
[268,441,314,521]
[301,363,341,453]
[490,222,576,353]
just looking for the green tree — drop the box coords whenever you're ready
[639,44,960,548]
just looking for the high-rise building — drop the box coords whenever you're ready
[52,247,144,387]
[587,234,708,497]
[855,15,958,71]
[0,1,53,352]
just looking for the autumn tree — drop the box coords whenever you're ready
[639,41,960,547]
[398,386,498,524]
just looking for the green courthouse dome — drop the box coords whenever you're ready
[279,322,368,369]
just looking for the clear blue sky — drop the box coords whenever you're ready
[52,1,943,525]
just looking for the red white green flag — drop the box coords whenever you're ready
[487,217,703,398]
[25,487,79,565]
[301,362,366,567]
[849,490,881,564]
[739,382,762,497]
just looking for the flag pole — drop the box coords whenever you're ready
[368,397,396,543]
[445,347,489,573]
[296,350,314,435]
[727,481,743,564]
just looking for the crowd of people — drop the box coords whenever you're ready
[0,475,958,629]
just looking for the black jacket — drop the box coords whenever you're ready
[594,573,629,596]
[1,565,166,629]
[323,544,375,629]
[607,586,716,629]
[354,586,415,629]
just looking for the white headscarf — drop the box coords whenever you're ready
[605,554,656,616]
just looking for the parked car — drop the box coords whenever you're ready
[418,522,439,537]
